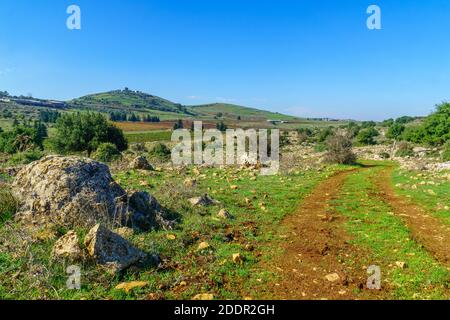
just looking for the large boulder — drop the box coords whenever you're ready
[84,224,146,272]
[12,156,168,231]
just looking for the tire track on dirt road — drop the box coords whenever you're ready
[373,166,450,266]
[258,168,385,300]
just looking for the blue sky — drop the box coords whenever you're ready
[1,0,449,120]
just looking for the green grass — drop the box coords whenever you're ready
[0,164,341,300]
[392,169,450,226]
[333,164,449,300]
[125,130,172,143]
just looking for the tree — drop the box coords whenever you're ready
[357,128,379,145]
[386,123,405,140]
[173,119,183,130]
[52,112,128,156]
[216,121,227,132]
[415,102,450,146]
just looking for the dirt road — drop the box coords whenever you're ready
[257,164,449,300]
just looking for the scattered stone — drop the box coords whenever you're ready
[232,253,244,264]
[115,281,149,293]
[130,156,153,170]
[325,273,340,282]
[166,234,177,240]
[230,185,238,190]
[189,194,219,207]
[217,209,232,219]
[51,231,82,261]
[84,224,147,272]
[395,261,407,269]
[192,293,214,300]
[184,178,197,188]
[196,241,210,252]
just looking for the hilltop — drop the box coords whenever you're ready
[69,89,193,116]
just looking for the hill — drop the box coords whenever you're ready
[69,89,194,116]
[188,103,298,121]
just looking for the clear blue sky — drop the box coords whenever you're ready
[1,0,449,120]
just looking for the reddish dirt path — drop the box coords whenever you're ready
[373,166,450,266]
[258,169,385,300]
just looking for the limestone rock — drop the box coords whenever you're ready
[51,231,82,261]
[217,209,232,219]
[12,156,167,231]
[325,273,340,282]
[189,194,219,207]
[184,178,197,188]
[84,224,146,272]
[130,156,153,170]
[192,293,214,300]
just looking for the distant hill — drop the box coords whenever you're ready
[188,103,298,121]
[1,88,300,122]
[69,89,299,121]
[69,89,194,116]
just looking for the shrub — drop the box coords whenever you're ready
[403,103,449,146]
[52,112,128,155]
[8,149,44,165]
[0,189,17,226]
[131,142,147,152]
[93,143,121,163]
[317,127,334,143]
[149,142,171,161]
[395,142,414,157]
[324,134,356,165]
[356,128,379,145]
[442,141,450,161]
[386,123,405,140]
[0,123,47,154]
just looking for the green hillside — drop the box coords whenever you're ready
[189,103,298,121]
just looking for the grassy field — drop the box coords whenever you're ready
[0,164,342,300]
[392,169,450,226]
[125,130,173,143]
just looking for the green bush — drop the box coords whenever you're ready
[93,143,121,163]
[395,142,414,157]
[403,103,449,146]
[442,141,450,161]
[52,112,128,156]
[0,122,47,154]
[356,128,379,145]
[8,150,44,165]
[149,142,171,161]
[386,123,405,140]
[0,189,17,226]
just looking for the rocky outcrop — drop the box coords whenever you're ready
[51,231,83,261]
[12,156,169,231]
[84,224,146,273]
[129,156,153,170]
